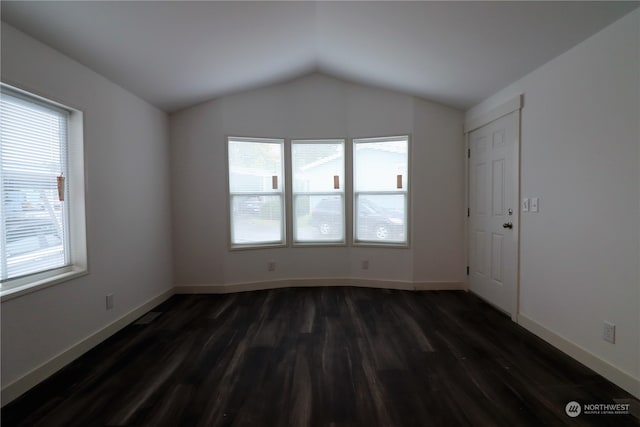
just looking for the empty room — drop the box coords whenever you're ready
[0,1,639,426]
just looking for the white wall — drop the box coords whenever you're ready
[0,24,173,389]
[413,98,466,282]
[170,73,465,288]
[467,10,640,395]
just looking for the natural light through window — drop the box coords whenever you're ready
[353,136,409,245]
[292,140,345,244]
[226,135,409,249]
[228,137,285,247]
[0,89,71,283]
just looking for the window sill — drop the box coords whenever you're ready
[352,242,410,249]
[0,268,88,302]
[292,242,347,248]
[229,243,288,251]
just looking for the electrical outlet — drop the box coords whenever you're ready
[267,261,276,272]
[603,321,616,344]
[106,294,114,310]
[361,260,369,270]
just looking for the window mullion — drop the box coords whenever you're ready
[0,140,7,280]
[283,138,291,246]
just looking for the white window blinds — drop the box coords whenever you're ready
[292,140,345,244]
[0,88,71,281]
[228,137,285,247]
[353,136,409,244]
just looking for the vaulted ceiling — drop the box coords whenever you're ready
[1,1,637,112]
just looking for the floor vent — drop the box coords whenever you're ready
[133,311,162,325]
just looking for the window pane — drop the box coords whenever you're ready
[295,195,344,242]
[354,138,408,192]
[292,141,344,192]
[230,195,283,245]
[292,140,345,244]
[228,140,283,193]
[228,137,285,247]
[1,90,69,281]
[355,194,406,242]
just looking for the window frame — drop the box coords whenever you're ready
[352,135,411,248]
[226,136,287,250]
[0,83,88,300]
[224,134,411,251]
[290,139,347,247]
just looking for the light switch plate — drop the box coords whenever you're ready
[522,198,529,212]
[531,197,539,212]
[603,321,616,344]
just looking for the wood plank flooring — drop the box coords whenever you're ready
[2,287,638,426]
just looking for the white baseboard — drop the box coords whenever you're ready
[174,278,466,294]
[518,314,640,399]
[1,288,174,407]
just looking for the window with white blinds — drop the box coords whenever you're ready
[0,88,71,283]
[228,137,285,247]
[292,139,345,244]
[353,135,409,245]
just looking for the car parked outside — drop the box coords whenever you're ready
[310,197,404,241]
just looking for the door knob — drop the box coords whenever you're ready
[502,222,513,229]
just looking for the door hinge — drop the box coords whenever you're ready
[467,148,470,158]
[466,266,470,275]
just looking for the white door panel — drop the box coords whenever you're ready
[469,112,518,316]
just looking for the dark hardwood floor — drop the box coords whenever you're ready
[2,287,638,427]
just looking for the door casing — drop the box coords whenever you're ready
[464,95,522,322]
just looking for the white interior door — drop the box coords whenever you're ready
[468,111,519,317]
